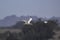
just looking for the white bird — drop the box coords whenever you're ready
[44,21,48,24]
[22,18,32,25]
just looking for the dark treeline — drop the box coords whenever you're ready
[21,19,58,40]
[0,18,58,40]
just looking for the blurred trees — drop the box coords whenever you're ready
[21,19,58,40]
[0,18,58,40]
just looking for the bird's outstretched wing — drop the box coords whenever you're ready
[21,18,32,25]
[28,18,32,24]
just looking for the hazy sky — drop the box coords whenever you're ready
[0,0,60,19]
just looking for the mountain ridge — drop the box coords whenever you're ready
[0,15,38,27]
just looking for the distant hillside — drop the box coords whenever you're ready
[49,16,60,26]
[0,15,20,27]
[0,15,38,27]
[0,15,60,27]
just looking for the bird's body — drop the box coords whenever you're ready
[22,18,32,25]
[44,21,48,24]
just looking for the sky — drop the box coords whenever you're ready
[0,0,60,19]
